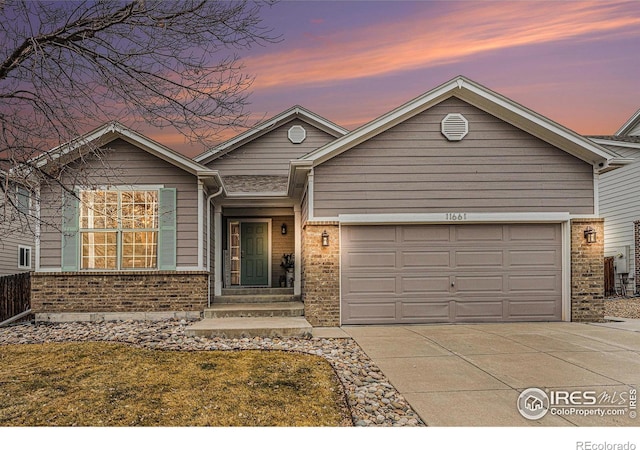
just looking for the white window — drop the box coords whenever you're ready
[79,189,159,270]
[18,245,31,269]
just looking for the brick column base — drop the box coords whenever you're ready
[301,222,340,326]
[571,219,605,322]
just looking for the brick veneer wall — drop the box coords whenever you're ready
[301,222,340,326]
[635,220,640,294]
[571,219,605,322]
[31,271,208,313]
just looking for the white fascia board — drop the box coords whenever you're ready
[615,108,640,136]
[338,212,571,225]
[34,122,211,177]
[302,80,458,166]
[114,126,210,175]
[457,82,616,165]
[304,76,617,169]
[590,138,640,150]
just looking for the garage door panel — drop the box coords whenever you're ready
[344,251,396,269]
[455,250,504,267]
[455,301,504,320]
[342,225,396,243]
[401,225,450,242]
[508,274,560,292]
[507,299,560,318]
[344,301,397,323]
[402,250,450,268]
[401,276,451,294]
[509,249,560,267]
[401,302,450,321]
[509,224,559,242]
[455,275,504,293]
[341,223,562,324]
[343,276,396,294]
[455,225,504,241]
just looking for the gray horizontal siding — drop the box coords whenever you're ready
[0,224,34,275]
[39,139,200,269]
[599,159,640,281]
[313,97,594,216]
[208,119,337,176]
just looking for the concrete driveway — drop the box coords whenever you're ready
[342,321,640,426]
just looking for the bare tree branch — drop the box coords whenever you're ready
[0,0,279,241]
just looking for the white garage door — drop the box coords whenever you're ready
[341,223,562,324]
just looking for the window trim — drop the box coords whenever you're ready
[79,187,160,271]
[18,245,32,270]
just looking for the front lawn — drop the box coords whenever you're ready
[0,342,352,426]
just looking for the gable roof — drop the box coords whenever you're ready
[33,121,224,190]
[193,105,348,165]
[299,76,627,174]
[615,108,640,137]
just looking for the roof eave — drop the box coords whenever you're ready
[194,106,348,164]
[302,76,620,170]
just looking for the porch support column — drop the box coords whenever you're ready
[214,204,223,297]
[294,204,302,296]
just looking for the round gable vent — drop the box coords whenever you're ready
[288,125,307,144]
[441,113,468,141]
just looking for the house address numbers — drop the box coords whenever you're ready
[445,213,468,221]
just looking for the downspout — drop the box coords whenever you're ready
[207,187,224,307]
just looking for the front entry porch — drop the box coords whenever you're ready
[211,207,302,299]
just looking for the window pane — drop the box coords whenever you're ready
[81,232,117,269]
[122,231,158,268]
[80,191,118,229]
[121,191,158,229]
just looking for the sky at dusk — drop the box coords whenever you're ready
[149,0,640,156]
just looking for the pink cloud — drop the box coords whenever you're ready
[245,2,640,90]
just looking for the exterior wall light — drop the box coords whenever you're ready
[584,227,597,244]
[281,223,287,235]
[321,230,329,247]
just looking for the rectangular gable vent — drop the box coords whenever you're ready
[441,113,468,141]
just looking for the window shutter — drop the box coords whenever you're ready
[61,191,80,272]
[158,188,177,270]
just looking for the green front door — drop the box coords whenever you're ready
[240,222,269,286]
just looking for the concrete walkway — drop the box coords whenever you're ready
[341,321,640,426]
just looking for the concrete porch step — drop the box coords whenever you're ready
[222,288,293,296]
[204,301,304,319]
[184,317,313,339]
[215,294,300,304]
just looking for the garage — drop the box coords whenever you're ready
[341,223,563,324]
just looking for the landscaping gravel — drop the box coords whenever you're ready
[605,297,640,319]
[0,319,425,427]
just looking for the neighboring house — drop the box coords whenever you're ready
[591,109,640,295]
[27,76,626,326]
[0,170,35,275]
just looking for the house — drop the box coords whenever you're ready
[0,170,35,275]
[591,109,640,296]
[27,76,626,329]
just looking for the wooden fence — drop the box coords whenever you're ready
[0,272,31,323]
[604,256,615,297]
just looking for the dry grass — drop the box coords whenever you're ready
[0,342,352,427]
